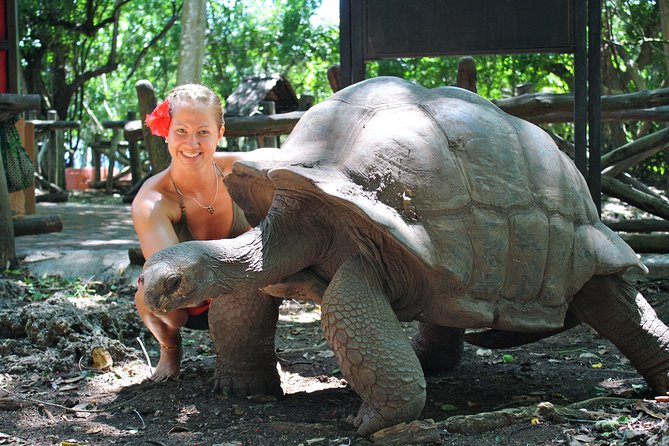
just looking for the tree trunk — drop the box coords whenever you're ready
[177,0,206,85]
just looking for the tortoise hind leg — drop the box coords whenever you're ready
[569,274,669,394]
[412,323,464,373]
[463,312,581,349]
[321,254,426,435]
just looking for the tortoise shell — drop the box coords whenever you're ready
[225,76,645,331]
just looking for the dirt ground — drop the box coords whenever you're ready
[1,269,669,446]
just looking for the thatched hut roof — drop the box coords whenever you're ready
[225,74,299,117]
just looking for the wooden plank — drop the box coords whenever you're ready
[28,119,81,130]
[123,109,305,142]
[224,111,304,137]
[0,93,40,115]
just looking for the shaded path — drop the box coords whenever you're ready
[13,201,141,283]
[15,201,137,254]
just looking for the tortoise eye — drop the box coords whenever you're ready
[165,275,181,292]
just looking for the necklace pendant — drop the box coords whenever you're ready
[207,206,215,214]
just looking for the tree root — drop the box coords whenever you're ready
[437,397,635,434]
[369,398,637,443]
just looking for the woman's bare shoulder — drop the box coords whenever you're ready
[131,171,177,222]
[214,152,245,175]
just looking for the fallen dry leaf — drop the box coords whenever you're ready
[640,399,669,417]
[91,347,113,369]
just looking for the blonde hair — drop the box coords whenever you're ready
[167,84,225,129]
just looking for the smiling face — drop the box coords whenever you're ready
[167,102,224,166]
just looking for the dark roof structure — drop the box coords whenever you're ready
[224,74,299,117]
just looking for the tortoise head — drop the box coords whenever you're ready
[140,241,219,313]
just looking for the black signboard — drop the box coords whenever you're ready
[363,0,574,59]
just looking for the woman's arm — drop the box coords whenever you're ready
[131,180,181,259]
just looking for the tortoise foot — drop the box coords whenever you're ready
[349,401,394,436]
[213,365,283,398]
[644,371,669,396]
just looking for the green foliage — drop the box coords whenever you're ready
[16,0,668,182]
[2,269,103,301]
[18,0,339,158]
[368,52,575,99]
[4,266,128,301]
[203,0,338,102]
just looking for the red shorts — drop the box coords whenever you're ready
[185,299,212,316]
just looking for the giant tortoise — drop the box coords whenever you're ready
[140,76,669,435]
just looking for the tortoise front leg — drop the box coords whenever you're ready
[321,254,426,435]
[209,289,283,397]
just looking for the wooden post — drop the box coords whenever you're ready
[516,83,535,96]
[125,111,141,184]
[456,57,477,93]
[136,80,170,173]
[106,129,119,193]
[0,146,15,268]
[55,114,65,189]
[0,93,40,264]
[327,64,342,93]
[92,134,102,182]
[258,101,277,148]
[45,110,58,185]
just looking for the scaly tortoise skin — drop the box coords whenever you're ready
[140,77,669,435]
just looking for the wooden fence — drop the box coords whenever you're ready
[26,65,669,252]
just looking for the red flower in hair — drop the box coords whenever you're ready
[145,99,171,137]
